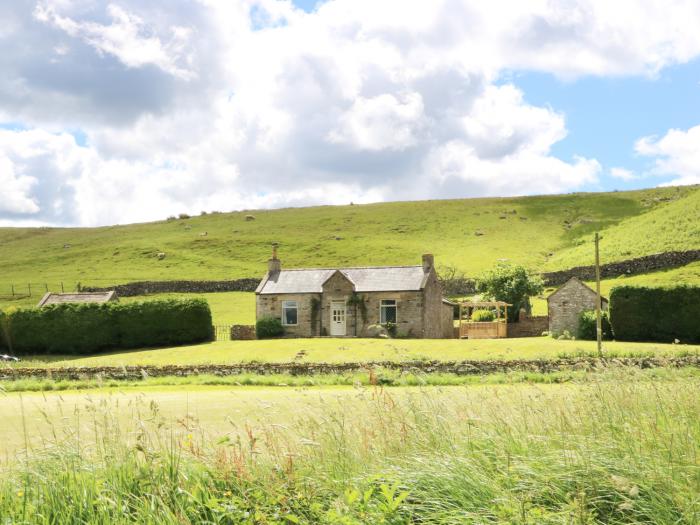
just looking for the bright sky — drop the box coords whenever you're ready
[1,0,699,227]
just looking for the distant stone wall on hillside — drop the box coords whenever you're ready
[82,278,261,296]
[80,250,700,298]
[542,250,700,286]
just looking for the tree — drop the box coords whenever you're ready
[477,263,544,322]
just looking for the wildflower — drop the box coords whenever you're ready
[17,490,24,497]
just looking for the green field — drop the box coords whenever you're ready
[10,337,697,368]
[0,185,698,294]
[1,372,697,523]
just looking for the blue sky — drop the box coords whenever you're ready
[513,59,700,191]
[1,1,699,226]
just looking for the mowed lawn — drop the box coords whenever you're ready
[13,337,698,368]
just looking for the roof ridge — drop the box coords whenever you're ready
[278,265,422,272]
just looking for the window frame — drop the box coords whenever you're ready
[281,300,299,326]
[379,299,397,324]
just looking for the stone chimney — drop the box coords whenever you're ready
[422,253,434,273]
[268,243,281,273]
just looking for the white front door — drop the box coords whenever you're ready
[330,301,346,336]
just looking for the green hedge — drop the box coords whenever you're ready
[577,310,612,341]
[609,285,700,343]
[0,299,212,355]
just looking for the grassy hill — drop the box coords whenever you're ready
[0,185,698,295]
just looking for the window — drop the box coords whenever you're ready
[380,299,397,324]
[282,300,298,325]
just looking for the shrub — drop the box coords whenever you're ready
[0,299,212,355]
[256,317,284,339]
[178,213,191,220]
[577,310,612,340]
[471,309,495,322]
[384,321,397,338]
[609,285,700,343]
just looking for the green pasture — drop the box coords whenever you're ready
[0,185,697,292]
[0,371,697,522]
[10,337,697,368]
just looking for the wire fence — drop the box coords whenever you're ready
[0,282,76,300]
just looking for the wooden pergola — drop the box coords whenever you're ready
[457,301,511,339]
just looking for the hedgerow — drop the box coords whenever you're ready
[0,299,212,355]
[609,285,700,343]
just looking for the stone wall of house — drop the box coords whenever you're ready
[422,270,447,338]
[321,272,357,336]
[230,325,256,340]
[441,303,456,338]
[508,316,549,338]
[548,280,600,335]
[256,293,320,337]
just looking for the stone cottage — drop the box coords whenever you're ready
[547,277,608,335]
[255,251,454,338]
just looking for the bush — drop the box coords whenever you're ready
[477,263,544,321]
[256,317,284,339]
[609,285,700,343]
[0,299,212,355]
[577,310,612,340]
[471,309,495,322]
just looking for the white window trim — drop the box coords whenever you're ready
[282,300,298,326]
[379,299,397,324]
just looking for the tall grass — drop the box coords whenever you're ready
[0,376,698,523]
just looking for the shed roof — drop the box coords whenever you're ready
[547,277,608,303]
[256,266,428,295]
[37,291,117,307]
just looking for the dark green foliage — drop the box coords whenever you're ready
[471,309,496,322]
[385,321,397,338]
[477,262,544,321]
[609,285,700,343]
[577,310,612,340]
[256,316,284,339]
[0,299,212,354]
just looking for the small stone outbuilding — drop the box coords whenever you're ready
[256,251,454,338]
[547,277,608,336]
[37,291,118,307]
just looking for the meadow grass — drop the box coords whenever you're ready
[0,370,697,523]
[9,337,698,368]
[0,185,696,292]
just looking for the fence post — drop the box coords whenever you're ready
[45,283,48,292]
[11,284,14,297]
[61,282,65,293]
[28,283,31,297]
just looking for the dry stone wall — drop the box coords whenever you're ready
[508,316,549,338]
[2,356,697,381]
[542,250,700,286]
[82,279,261,296]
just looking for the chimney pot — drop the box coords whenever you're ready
[268,243,281,273]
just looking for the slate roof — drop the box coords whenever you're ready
[37,291,118,307]
[256,266,428,295]
[547,277,608,303]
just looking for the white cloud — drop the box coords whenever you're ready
[34,2,196,80]
[635,125,700,186]
[328,92,425,151]
[2,0,700,225]
[610,167,637,181]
